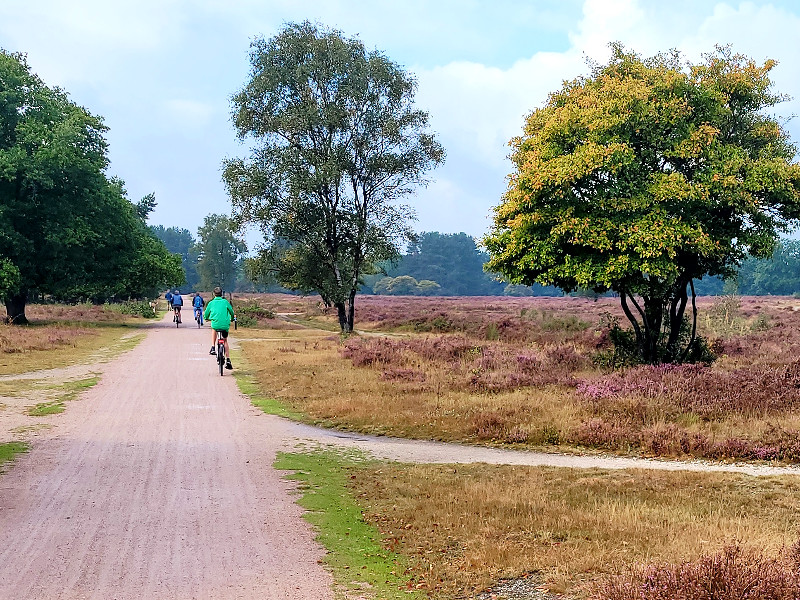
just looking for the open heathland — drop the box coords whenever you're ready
[0,302,151,375]
[238,293,800,464]
[344,459,800,598]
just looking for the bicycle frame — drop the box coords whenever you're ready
[216,331,226,376]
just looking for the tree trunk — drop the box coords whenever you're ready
[346,289,356,333]
[5,292,28,325]
[678,281,699,363]
[335,302,351,333]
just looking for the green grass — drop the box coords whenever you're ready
[275,449,423,600]
[27,401,65,416]
[0,441,28,470]
[27,376,99,417]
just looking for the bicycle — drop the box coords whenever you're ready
[215,330,226,376]
[194,307,203,328]
[173,307,181,327]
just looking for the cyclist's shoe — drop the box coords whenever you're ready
[225,359,233,370]
[209,347,216,355]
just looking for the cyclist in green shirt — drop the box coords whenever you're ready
[204,287,235,370]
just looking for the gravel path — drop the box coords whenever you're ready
[0,311,333,600]
[277,421,800,477]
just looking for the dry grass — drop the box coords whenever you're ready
[0,303,147,375]
[240,334,581,441]
[239,294,800,463]
[347,462,800,598]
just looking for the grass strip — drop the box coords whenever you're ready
[0,441,28,471]
[275,449,423,600]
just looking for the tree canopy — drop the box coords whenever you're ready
[485,45,800,363]
[0,50,183,321]
[223,21,444,332]
[394,232,505,295]
[194,214,246,294]
[150,225,200,290]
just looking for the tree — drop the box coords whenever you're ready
[150,225,200,289]
[223,21,444,332]
[194,214,246,294]
[485,45,800,364]
[0,51,183,322]
[396,232,505,295]
[736,239,800,295]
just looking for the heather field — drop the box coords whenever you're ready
[238,293,800,464]
[0,302,154,374]
[236,293,800,598]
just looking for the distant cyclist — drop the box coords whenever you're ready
[192,292,205,325]
[164,290,174,310]
[172,290,183,323]
[204,287,235,370]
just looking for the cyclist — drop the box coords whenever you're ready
[192,292,205,326]
[172,290,183,323]
[204,287,235,370]
[164,290,174,310]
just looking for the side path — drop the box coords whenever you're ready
[0,312,333,600]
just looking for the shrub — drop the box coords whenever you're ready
[109,300,158,319]
[592,542,800,600]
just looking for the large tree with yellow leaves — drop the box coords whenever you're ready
[485,45,800,364]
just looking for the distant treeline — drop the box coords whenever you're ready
[365,233,800,297]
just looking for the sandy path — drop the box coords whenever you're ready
[0,312,334,600]
[278,420,800,477]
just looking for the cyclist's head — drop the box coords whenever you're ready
[175,290,180,295]
[213,287,222,297]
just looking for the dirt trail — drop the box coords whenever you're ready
[0,311,333,600]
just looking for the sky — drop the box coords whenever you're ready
[3,0,800,247]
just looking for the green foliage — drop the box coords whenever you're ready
[373,275,442,296]
[235,302,275,319]
[393,232,505,295]
[224,21,444,332]
[150,225,199,289]
[108,300,159,319]
[194,214,246,293]
[735,239,800,295]
[486,45,800,363]
[0,258,20,302]
[0,51,182,321]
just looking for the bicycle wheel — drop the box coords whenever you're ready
[218,345,224,376]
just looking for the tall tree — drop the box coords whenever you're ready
[150,225,199,289]
[223,21,444,332]
[485,45,800,363]
[396,232,505,295]
[0,51,182,321]
[194,214,246,294]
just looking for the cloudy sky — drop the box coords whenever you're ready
[3,0,800,245]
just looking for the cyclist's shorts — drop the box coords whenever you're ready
[174,306,182,311]
[213,328,229,339]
